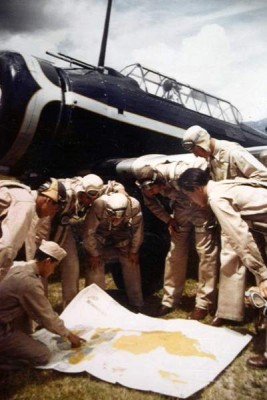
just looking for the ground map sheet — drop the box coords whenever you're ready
[34,284,251,398]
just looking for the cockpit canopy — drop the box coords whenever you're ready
[121,63,242,125]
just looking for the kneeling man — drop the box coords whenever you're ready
[0,240,84,370]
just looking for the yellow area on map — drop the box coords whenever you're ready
[113,330,216,359]
[69,351,94,364]
[68,328,215,364]
[159,370,186,384]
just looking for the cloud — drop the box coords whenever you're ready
[0,0,266,120]
[0,0,65,34]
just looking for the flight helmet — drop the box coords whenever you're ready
[82,174,104,198]
[182,125,211,152]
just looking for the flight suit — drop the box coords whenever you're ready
[46,178,127,307]
[209,139,267,320]
[83,194,144,308]
[35,177,81,307]
[82,180,126,286]
[0,261,70,367]
[207,179,267,321]
[0,181,38,281]
[142,159,219,311]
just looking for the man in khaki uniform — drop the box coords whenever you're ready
[82,176,126,287]
[0,240,84,370]
[41,174,126,307]
[177,167,267,368]
[134,160,219,319]
[83,192,144,311]
[182,125,267,181]
[47,174,105,308]
[0,178,67,281]
[182,125,267,325]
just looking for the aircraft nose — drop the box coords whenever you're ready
[0,51,27,165]
[0,51,42,169]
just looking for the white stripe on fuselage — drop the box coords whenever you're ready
[0,55,62,166]
[64,92,185,139]
[1,54,184,167]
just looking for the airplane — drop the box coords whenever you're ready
[1,0,267,181]
[0,0,266,293]
[1,47,267,181]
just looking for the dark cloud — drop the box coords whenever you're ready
[0,0,65,33]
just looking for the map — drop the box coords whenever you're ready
[34,284,251,398]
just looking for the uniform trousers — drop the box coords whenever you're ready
[215,230,266,321]
[86,244,144,308]
[38,219,80,308]
[59,227,80,308]
[215,234,247,321]
[0,324,50,367]
[162,225,218,309]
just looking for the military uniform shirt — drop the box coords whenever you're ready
[0,260,69,337]
[207,179,267,282]
[84,195,143,256]
[210,139,267,181]
[0,185,37,260]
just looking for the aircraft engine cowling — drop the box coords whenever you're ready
[0,51,38,162]
[0,51,64,175]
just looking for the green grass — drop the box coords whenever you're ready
[1,276,267,400]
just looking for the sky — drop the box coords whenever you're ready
[0,0,266,122]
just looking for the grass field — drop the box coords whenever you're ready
[1,275,267,400]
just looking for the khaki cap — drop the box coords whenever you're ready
[38,178,67,204]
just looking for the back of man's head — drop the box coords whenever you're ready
[177,168,210,191]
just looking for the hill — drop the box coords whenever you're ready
[245,118,267,133]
